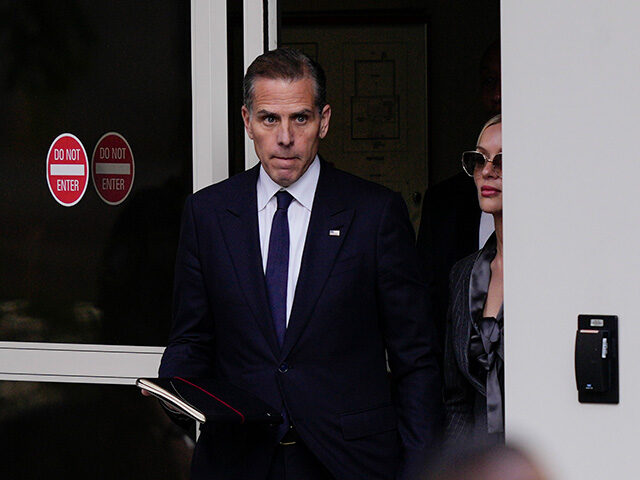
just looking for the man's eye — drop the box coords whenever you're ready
[264,116,276,124]
[296,115,307,123]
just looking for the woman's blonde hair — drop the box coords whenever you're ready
[476,114,502,145]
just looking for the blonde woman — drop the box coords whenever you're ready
[444,115,504,445]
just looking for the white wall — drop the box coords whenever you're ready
[503,1,640,478]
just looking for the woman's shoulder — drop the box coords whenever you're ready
[450,249,482,280]
[447,250,481,306]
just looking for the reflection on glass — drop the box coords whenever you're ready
[0,2,192,346]
[0,382,193,478]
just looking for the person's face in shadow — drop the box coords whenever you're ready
[480,47,502,116]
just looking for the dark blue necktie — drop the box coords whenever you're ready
[265,191,293,347]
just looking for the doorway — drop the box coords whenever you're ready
[282,21,427,227]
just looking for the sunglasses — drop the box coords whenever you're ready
[461,151,502,177]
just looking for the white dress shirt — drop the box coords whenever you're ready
[257,156,320,326]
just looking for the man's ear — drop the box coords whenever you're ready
[319,104,331,139]
[241,105,254,139]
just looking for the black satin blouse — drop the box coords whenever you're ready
[467,233,504,437]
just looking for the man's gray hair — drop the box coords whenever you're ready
[243,47,327,114]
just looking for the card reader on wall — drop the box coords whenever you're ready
[574,314,618,404]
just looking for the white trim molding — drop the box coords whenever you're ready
[0,342,164,385]
[243,0,264,171]
[267,0,278,50]
[192,0,229,192]
[243,0,278,171]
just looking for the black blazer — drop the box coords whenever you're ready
[160,161,443,480]
[443,250,483,442]
[443,239,503,446]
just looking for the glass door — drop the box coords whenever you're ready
[0,1,273,477]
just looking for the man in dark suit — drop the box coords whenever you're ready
[159,48,442,480]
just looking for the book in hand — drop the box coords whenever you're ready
[137,377,283,425]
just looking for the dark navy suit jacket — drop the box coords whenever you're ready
[159,161,443,480]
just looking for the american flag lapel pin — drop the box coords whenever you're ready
[329,229,340,237]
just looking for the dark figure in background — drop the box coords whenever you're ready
[416,40,501,349]
[159,48,442,480]
[479,41,502,117]
[444,115,504,445]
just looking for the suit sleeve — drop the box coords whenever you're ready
[159,195,216,379]
[376,192,444,479]
[443,262,475,443]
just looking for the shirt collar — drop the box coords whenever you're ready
[257,155,320,212]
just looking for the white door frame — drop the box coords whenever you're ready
[0,0,276,385]
[243,0,278,170]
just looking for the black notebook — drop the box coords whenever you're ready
[137,377,283,425]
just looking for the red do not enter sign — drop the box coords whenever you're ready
[92,132,135,205]
[46,133,89,207]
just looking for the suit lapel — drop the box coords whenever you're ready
[281,165,354,359]
[216,166,281,358]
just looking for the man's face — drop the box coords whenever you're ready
[241,76,331,187]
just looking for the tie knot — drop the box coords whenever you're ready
[275,191,294,210]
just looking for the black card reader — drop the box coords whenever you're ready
[574,314,618,404]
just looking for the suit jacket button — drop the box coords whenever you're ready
[278,363,289,373]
